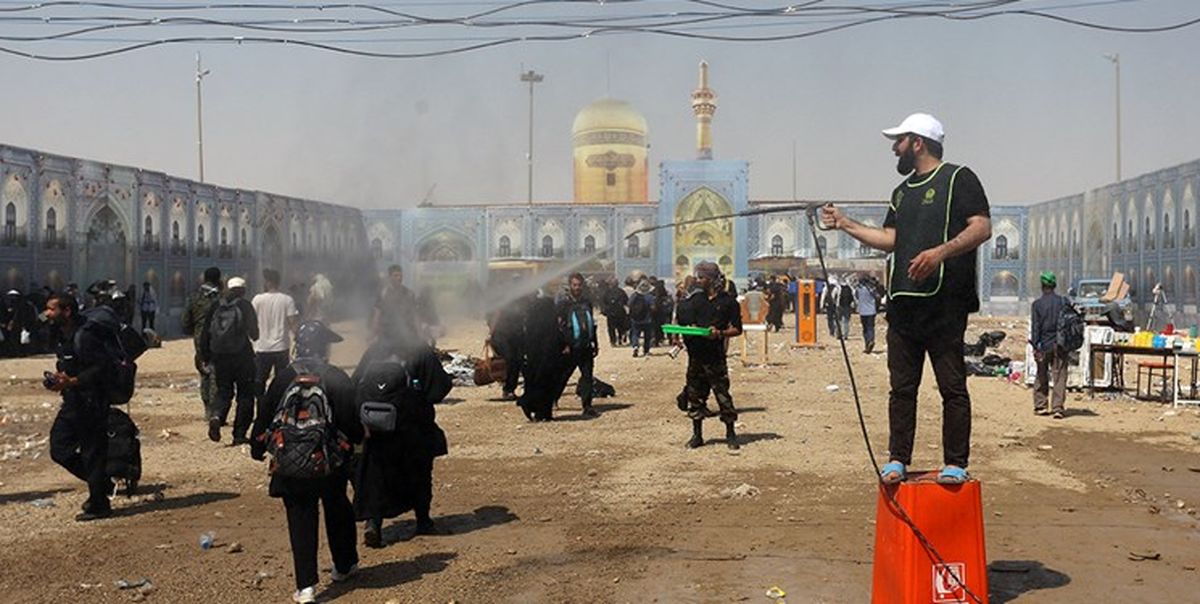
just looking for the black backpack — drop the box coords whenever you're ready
[209,299,245,355]
[266,362,350,479]
[106,407,141,494]
[629,293,650,322]
[77,318,145,405]
[355,353,414,435]
[1056,297,1085,352]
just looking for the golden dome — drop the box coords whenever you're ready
[572,98,647,139]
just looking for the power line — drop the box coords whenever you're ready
[0,0,1190,60]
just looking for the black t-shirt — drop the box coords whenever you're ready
[883,165,990,330]
[677,289,742,363]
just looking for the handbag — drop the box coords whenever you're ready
[359,401,397,434]
[473,341,507,386]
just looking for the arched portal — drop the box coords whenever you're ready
[84,205,129,286]
[262,225,283,275]
[990,271,1020,299]
[674,187,733,281]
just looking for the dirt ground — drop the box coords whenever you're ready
[0,314,1198,603]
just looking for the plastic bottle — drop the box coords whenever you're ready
[199,532,215,550]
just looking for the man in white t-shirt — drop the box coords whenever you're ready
[252,269,299,399]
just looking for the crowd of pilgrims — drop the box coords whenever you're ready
[485,269,789,420]
[27,261,806,603]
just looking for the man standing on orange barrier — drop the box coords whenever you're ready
[821,113,992,484]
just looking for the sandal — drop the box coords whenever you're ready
[936,465,970,484]
[880,461,906,485]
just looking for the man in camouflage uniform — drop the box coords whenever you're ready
[675,262,743,450]
[182,267,221,429]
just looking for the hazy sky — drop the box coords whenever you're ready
[1,1,1197,209]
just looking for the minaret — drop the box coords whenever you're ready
[691,60,717,160]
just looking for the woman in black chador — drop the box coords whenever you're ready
[351,331,452,548]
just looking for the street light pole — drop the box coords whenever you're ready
[520,68,544,205]
[195,52,211,183]
[1104,53,1121,182]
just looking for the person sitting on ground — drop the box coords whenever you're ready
[250,321,361,604]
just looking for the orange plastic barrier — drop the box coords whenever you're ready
[793,279,817,347]
[871,472,989,604]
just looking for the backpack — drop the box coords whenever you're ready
[355,353,414,435]
[78,317,146,405]
[106,407,141,494]
[1055,297,1085,352]
[629,293,651,322]
[209,299,244,355]
[266,362,350,479]
[566,303,595,348]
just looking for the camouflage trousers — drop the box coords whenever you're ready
[677,357,737,423]
[195,356,219,420]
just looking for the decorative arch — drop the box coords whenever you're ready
[2,174,28,245]
[579,218,608,254]
[992,218,1020,260]
[536,218,565,258]
[623,217,650,259]
[1163,189,1176,249]
[416,228,474,262]
[367,221,394,261]
[492,219,523,257]
[765,218,795,257]
[1143,193,1156,251]
[1126,196,1138,252]
[1184,182,1197,247]
[42,179,67,249]
[990,271,1020,298]
[674,187,733,280]
[1186,265,1197,303]
[84,205,129,285]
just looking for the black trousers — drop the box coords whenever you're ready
[558,347,595,408]
[255,350,291,398]
[140,311,155,331]
[886,314,972,468]
[213,354,257,438]
[49,398,111,511]
[282,478,359,590]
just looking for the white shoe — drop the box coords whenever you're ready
[330,563,359,583]
[293,586,317,603]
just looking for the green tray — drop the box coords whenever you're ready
[662,324,712,336]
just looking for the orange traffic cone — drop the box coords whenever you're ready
[871,471,989,604]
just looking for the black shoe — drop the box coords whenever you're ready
[231,435,251,446]
[75,507,113,522]
[581,406,600,418]
[414,519,441,535]
[686,420,704,449]
[676,393,689,412]
[208,417,221,442]
[725,423,740,450]
[364,526,383,549]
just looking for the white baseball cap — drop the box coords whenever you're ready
[227,276,247,289]
[882,113,945,144]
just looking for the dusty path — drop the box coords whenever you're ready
[0,316,1198,603]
